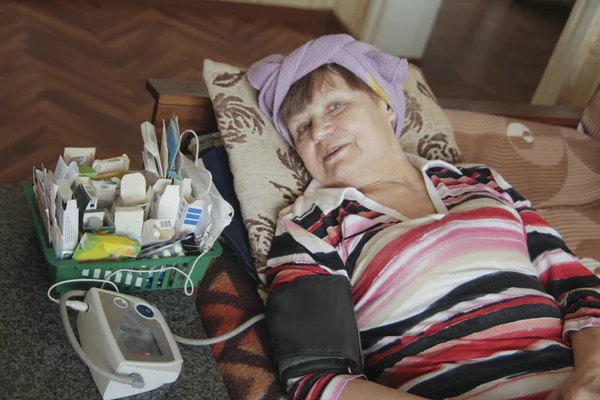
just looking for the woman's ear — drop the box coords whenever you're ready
[386,103,396,124]
[376,97,396,124]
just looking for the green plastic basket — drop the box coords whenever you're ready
[23,180,221,294]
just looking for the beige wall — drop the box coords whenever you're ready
[333,0,372,38]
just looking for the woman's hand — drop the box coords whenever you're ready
[545,366,600,400]
[339,379,427,400]
[546,328,600,400]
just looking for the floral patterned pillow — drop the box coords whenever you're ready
[203,59,462,276]
[400,64,463,163]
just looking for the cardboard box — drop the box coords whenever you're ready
[82,209,115,234]
[112,173,152,220]
[150,179,180,222]
[91,179,118,209]
[175,198,204,236]
[74,181,98,212]
[55,179,79,259]
[114,206,144,241]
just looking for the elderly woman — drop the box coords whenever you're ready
[247,34,600,400]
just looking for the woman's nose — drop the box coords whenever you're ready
[311,116,334,142]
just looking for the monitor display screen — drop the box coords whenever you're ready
[119,326,163,357]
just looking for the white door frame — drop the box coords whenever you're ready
[532,0,600,106]
[361,0,442,59]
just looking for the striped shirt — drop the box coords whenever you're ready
[264,154,600,400]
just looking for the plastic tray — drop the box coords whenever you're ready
[23,179,221,294]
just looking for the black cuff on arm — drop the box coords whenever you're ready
[266,275,363,385]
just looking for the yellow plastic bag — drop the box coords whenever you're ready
[73,233,140,262]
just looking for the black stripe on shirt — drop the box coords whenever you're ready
[559,287,600,312]
[527,231,574,261]
[270,232,314,259]
[407,344,573,399]
[426,167,463,180]
[346,230,380,276]
[361,272,545,344]
[546,275,600,301]
[268,232,345,282]
[366,301,562,379]
[287,372,333,399]
[564,298,600,316]
[292,200,373,235]
[505,187,525,202]
[293,202,321,226]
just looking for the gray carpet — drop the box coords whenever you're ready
[0,185,230,400]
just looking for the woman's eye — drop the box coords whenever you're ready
[330,102,341,111]
[298,122,310,135]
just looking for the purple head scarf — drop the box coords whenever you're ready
[247,34,408,147]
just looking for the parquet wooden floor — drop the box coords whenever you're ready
[420,0,570,103]
[1,0,569,183]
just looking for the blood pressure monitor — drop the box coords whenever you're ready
[76,288,183,400]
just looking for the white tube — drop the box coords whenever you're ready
[174,313,265,346]
[92,155,130,176]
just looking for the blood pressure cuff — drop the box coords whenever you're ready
[265,275,364,384]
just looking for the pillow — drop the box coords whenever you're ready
[399,64,462,164]
[203,59,462,274]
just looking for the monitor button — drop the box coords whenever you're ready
[114,297,128,309]
[136,304,154,318]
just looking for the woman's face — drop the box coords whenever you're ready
[287,73,397,188]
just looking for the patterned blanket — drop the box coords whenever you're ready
[196,246,284,400]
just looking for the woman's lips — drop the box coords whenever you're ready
[323,144,348,163]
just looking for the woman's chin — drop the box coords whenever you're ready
[321,160,359,187]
